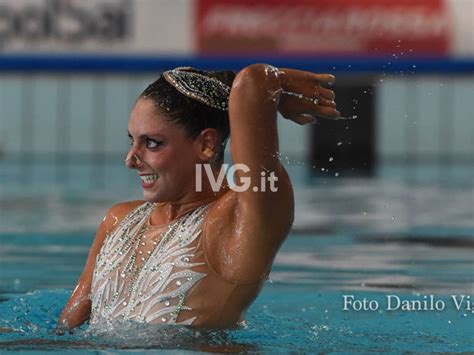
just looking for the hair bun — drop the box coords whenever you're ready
[211,71,236,87]
[163,67,231,111]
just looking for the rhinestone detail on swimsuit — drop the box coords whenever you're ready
[90,203,209,326]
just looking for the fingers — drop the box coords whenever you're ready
[310,73,335,86]
[280,71,336,102]
[277,67,342,122]
[318,97,337,108]
[282,86,335,103]
[318,86,336,101]
[279,94,341,122]
[280,88,337,110]
[281,68,335,86]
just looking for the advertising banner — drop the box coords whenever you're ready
[0,0,471,57]
[196,0,452,56]
[0,0,193,54]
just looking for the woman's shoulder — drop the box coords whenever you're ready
[102,200,149,230]
[108,200,148,215]
[84,200,150,276]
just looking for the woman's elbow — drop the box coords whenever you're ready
[232,64,282,99]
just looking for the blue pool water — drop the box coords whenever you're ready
[0,165,473,352]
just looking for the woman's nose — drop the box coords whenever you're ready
[124,149,143,169]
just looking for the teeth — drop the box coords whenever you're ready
[140,174,158,184]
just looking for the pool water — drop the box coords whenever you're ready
[0,167,473,352]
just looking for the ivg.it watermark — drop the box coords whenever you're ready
[195,163,278,192]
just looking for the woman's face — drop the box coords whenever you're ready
[126,98,201,203]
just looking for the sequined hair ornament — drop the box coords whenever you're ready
[162,67,231,111]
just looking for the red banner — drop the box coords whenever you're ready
[195,0,451,56]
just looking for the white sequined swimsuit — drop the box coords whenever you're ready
[90,202,209,326]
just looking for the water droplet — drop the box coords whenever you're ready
[334,172,339,177]
[328,157,334,162]
[337,142,342,146]
[363,212,367,216]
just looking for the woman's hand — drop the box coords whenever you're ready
[277,68,341,124]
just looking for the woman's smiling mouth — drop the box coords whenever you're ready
[140,174,159,188]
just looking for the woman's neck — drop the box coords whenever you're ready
[150,184,229,225]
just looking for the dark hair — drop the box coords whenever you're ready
[140,68,235,163]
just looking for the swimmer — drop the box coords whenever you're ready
[56,64,341,332]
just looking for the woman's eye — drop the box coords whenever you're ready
[146,139,162,149]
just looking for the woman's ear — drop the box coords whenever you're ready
[196,128,219,161]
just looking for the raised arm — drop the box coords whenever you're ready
[212,64,339,279]
[228,64,339,208]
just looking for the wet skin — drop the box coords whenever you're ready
[56,64,340,331]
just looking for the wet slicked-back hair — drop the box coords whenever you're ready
[140,69,235,163]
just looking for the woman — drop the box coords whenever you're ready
[56,64,340,331]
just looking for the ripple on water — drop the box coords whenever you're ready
[0,288,473,353]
